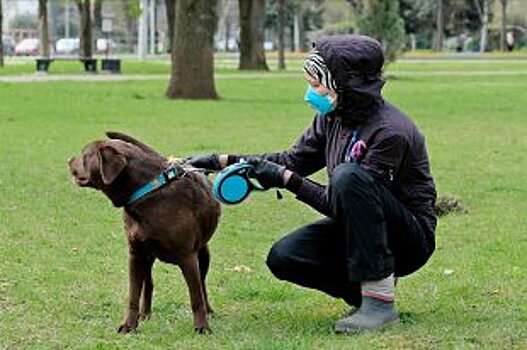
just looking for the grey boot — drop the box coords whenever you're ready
[335,296,399,333]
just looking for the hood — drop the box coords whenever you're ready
[314,35,385,123]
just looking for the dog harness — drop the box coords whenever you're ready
[213,162,264,205]
[127,165,180,204]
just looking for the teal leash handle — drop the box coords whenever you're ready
[212,162,265,205]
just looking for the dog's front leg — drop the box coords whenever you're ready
[140,256,155,320]
[180,254,210,334]
[118,252,146,333]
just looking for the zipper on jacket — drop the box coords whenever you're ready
[342,130,358,163]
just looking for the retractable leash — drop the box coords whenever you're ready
[212,162,266,205]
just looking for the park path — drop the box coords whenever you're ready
[1,70,527,83]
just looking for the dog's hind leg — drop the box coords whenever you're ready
[198,245,213,314]
[180,253,210,334]
[140,255,155,320]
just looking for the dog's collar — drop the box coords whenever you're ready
[127,165,180,205]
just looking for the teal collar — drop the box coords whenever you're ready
[127,165,180,205]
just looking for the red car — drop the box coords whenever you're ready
[15,38,39,56]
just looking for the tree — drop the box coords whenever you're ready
[38,0,50,57]
[436,0,444,51]
[357,0,406,62]
[122,0,141,53]
[8,12,39,29]
[473,0,492,52]
[165,0,176,53]
[76,0,92,57]
[216,0,238,52]
[0,0,3,67]
[93,0,103,41]
[166,0,217,99]
[265,0,325,52]
[347,0,365,13]
[277,0,286,69]
[398,0,480,51]
[499,0,507,51]
[238,0,269,70]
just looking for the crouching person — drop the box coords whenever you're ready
[186,34,437,333]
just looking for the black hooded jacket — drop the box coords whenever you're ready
[262,35,437,235]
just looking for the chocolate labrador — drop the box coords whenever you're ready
[68,132,220,333]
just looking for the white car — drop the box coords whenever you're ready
[215,39,238,52]
[55,38,80,55]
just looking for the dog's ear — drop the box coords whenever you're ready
[106,131,166,163]
[97,144,127,185]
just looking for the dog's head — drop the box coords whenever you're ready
[68,139,128,189]
[68,132,168,206]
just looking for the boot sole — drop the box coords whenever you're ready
[334,316,400,334]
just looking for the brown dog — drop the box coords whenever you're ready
[68,132,220,333]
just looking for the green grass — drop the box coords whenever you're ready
[0,61,526,349]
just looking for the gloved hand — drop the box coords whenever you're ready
[246,157,286,189]
[185,154,221,171]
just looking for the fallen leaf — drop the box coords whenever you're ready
[228,265,253,273]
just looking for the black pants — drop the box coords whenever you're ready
[266,163,434,306]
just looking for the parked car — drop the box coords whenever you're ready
[55,38,80,55]
[14,38,39,56]
[215,39,238,52]
[2,35,16,56]
[96,38,117,53]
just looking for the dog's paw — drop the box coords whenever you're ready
[117,312,139,334]
[194,324,212,335]
[117,324,134,334]
[140,311,152,320]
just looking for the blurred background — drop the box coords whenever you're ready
[1,0,526,59]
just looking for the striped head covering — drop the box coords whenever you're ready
[303,50,338,93]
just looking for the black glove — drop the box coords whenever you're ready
[185,154,221,171]
[246,157,286,189]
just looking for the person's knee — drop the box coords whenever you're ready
[330,163,372,195]
[266,241,291,280]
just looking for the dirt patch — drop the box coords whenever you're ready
[435,195,468,217]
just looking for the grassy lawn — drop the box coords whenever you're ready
[0,61,526,349]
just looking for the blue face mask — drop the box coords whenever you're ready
[304,85,336,117]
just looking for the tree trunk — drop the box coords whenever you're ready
[0,0,4,67]
[38,0,50,57]
[122,0,138,53]
[277,0,286,69]
[473,0,489,53]
[77,0,92,57]
[435,0,444,51]
[93,0,103,42]
[165,0,218,99]
[238,0,269,70]
[500,0,507,52]
[165,0,176,53]
[293,12,299,51]
[479,0,489,53]
[225,20,230,51]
